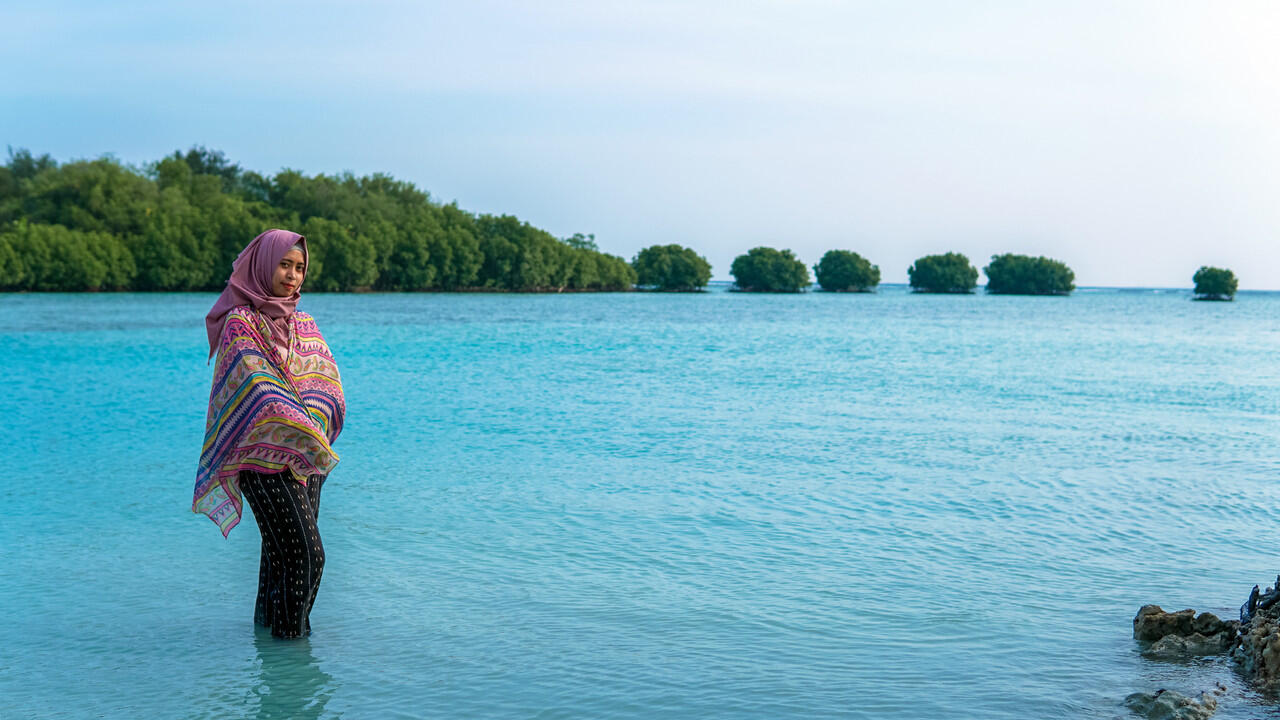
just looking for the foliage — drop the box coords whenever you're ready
[564,233,598,251]
[632,244,712,291]
[907,252,978,293]
[0,220,135,291]
[982,253,1075,295]
[730,247,811,292]
[0,147,635,292]
[1192,266,1237,301]
[814,250,880,292]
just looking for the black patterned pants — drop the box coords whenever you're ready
[239,470,326,639]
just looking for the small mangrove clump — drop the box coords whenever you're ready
[907,252,978,293]
[631,244,712,291]
[814,249,879,292]
[1192,266,1237,301]
[729,246,812,292]
[982,253,1075,296]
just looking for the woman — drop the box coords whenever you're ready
[193,229,346,638]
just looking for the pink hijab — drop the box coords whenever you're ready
[205,229,308,361]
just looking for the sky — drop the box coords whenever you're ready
[3,0,1279,287]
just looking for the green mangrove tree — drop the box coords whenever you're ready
[632,243,712,291]
[907,252,978,293]
[982,253,1075,295]
[1193,266,1237,301]
[814,250,880,292]
[730,247,811,292]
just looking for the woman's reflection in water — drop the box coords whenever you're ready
[251,627,335,720]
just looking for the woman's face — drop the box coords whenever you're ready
[271,248,306,297]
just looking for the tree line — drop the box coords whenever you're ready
[0,148,1238,299]
[0,147,635,292]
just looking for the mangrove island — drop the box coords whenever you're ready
[1192,266,1237,301]
[907,252,978,293]
[982,253,1075,295]
[729,247,812,292]
[814,250,880,292]
[0,147,636,293]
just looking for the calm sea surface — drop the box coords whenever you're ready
[3,285,1280,719]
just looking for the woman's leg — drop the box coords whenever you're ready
[256,474,322,627]
[239,470,326,638]
[307,474,324,520]
[254,541,273,628]
[301,475,326,633]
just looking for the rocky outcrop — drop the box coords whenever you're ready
[1129,586,1280,717]
[1134,606,1196,642]
[1124,687,1224,720]
[1233,600,1280,688]
[1127,606,1237,718]
[1132,605,1238,658]
[1144,632,1234,658]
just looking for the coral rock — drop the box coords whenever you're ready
[1123,688,1220,720]
[1132,606,1238,658]
[1134,606,1196,642]
[1234,602,1280,688]
[1143,632,1233,658]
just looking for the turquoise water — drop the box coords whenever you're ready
[3,285,1280,719]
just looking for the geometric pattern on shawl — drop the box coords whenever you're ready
[193,305,345,537]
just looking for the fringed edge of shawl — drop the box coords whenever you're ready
[193,450,338,538]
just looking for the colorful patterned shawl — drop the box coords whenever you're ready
[193,305,345,537]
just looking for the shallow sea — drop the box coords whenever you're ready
[3,284,1280,719]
